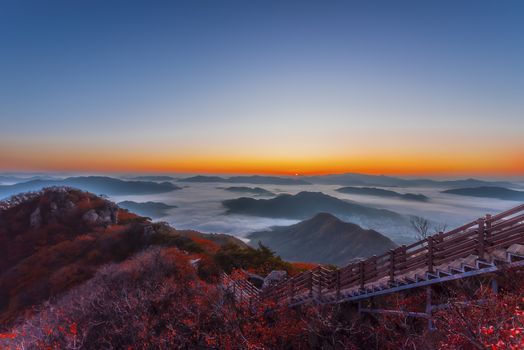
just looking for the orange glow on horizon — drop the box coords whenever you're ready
[1,146,523,177]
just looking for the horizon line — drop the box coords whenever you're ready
[1,169,522,180]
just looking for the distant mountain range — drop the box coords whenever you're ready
[125,176,177,182]
[222,191,406,227]
[222,186,275,196]
[118,201,177,218]
[0,175,58,184]
[303,173,522,189]
[179,175,310,185]
[0,176,180,199]
[2,172,520,190]
[336,186,428,201]
[442,186,524,201]
[249,213,397,265]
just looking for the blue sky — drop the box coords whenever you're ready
[0,1,523,175]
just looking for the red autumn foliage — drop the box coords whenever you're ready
[289,262,318,274]
[3,247,310,349]
[190,236,221,253]
[433,271,524,349]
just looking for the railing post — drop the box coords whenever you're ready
[359,261,365,290]
[370,255,377,280]
[426,286,434,331]
[318,270,323,299]
[309,271,313,297]
[399,245,407,273]
[389,249,395,283]
[477,218,485,259]
[491,278,499,294]
[290,278,295,301]
[427,237,434,273]
[485,214,492,241]
[346,265,353,288]
[336,269,341,301]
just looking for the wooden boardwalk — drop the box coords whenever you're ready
[222,204,524,309]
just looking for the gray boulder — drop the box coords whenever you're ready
[262,270,287,289]
[29,207,42,228]
[82,209,100,225]
[82,204,118,226]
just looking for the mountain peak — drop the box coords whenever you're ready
[309,212,341,223]
[249,213,397,265]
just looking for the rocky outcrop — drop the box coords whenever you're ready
[262,270,287,289]
[81,204,118,226]
[29,207,42,228]
[143,225,156,236]
[7,186,120,228]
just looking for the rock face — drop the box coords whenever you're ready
[5,186,119,230]
[263,270,287,289]
[81,204,118,226]
[82,209,100,225]
[29,207,42,228]
[143,225,156,236]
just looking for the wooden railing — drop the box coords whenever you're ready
[221,272,261,307]
[259,203,524,305]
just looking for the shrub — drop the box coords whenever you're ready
[214,242,291,275]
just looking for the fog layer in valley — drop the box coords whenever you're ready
[108,180,522,244]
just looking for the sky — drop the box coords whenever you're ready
[0,0,523,176]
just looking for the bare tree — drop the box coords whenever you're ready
[433,222,448,235]
[410,216,431,240]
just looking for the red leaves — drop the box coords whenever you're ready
[230,268,248,281]
[69,323,77,336]
[289,261,318,274]
[4,247,312,349]
[190,237,221,253]
[0,333,17,339]
[103,224,126,234]
[433,279,524,349]
[117,209,140,222]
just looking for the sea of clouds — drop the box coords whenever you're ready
[108,180,523,244]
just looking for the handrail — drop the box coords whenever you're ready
[257,203,524,305]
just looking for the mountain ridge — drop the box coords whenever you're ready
[303,172,522,188]
[249,213,397,265]
[336,186,428,201]
[222,186,275,196]
[442,186,524,201]
[0,176,180,199]
[223,191,406,224]
[179,175,310,185]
